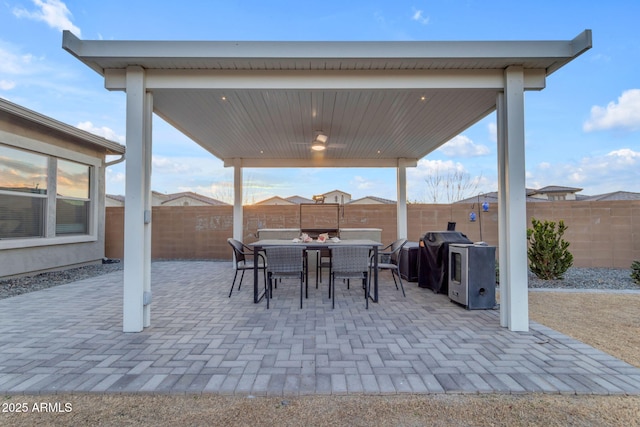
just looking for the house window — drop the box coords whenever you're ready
[0,143,94,240]
[56,159,90,235]
[0,145,48,238]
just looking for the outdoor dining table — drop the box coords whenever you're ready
[249,239,383,304]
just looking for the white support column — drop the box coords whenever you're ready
[143,92,153,328]
[233,160,243,241]
[503,66,529,332]
[123,66,147,333]
[396,162,408,240]
[496,92,509,328]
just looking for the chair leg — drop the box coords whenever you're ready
[266,273,272,309]
[331,275,335,309]
[390,269,399,290]
[262,268,267,295]
[364,273,369,309]
[229,269,240,298]
[395,269,406,297]
[237,269,245,291]
[300,273,304,309]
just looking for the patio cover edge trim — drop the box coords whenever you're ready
[62,30,592,75]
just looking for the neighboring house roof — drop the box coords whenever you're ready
[112,192,229,205]
[285,195,314,204]
[106,194,125,203]
[160,192,229,206]
[349,196,396,204]
[581,191,640,201]
[152,191,170,200]
[0,98,125,155]
[455,191,548,204]
[254,196,295,205]
[531,185,583,195]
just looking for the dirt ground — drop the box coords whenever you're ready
[3,291,640,427]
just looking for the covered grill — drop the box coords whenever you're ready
[418,231,472,293]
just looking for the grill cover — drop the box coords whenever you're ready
[418,231,472,293]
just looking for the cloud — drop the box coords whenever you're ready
[152,156,195,175]
[350,175,376,190]
[527,148,640,194]
[583,89,640,132]
[13,0,81,36]
[0,43,42,76]
[437,135,490,157]
[76,121,125,143]
[0,80,16,90]
[411,9,430,25]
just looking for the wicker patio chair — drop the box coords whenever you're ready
[316,248,332,288]
[370,238,408,297]
[264,246,306,309]
[329,245,370,309]
[227,238,266,298]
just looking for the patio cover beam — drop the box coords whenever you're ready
[103,69,548,91]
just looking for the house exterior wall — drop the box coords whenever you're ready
[104,200,640,269]
[0,112,112,278]
[106,197,124,207]
[323,190,351,204]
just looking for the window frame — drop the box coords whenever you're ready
[0,134,101,250]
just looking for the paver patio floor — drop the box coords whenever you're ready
[1,261,639,395]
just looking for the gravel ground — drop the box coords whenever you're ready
[1,263,637,300]
[527,267,639,290]
[0,262,124,300]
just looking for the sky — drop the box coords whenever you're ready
[1,1,639,204]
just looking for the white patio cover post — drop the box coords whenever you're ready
[232,159,243,241]
[143,92,153,328]
[396,161,408,240]
[123,66,151,332]
[497,92,509,328]
[499,66,529,332]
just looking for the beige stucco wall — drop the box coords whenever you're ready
[0,113,110,277]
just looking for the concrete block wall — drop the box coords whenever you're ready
[104,200,640,268]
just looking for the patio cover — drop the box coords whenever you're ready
[63,30,592,332]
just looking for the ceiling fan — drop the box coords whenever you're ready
[293,131,345,151]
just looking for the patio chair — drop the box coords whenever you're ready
[369,238,407,297]
[370,238,407,297]
[227,238,266,298]
[316,248,332,288]
[264,246,306,309]
[329,245,370,309]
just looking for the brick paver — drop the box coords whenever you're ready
[1,261,640,395]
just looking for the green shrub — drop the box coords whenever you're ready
[526,218,573,280]
[632,261,640,285]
